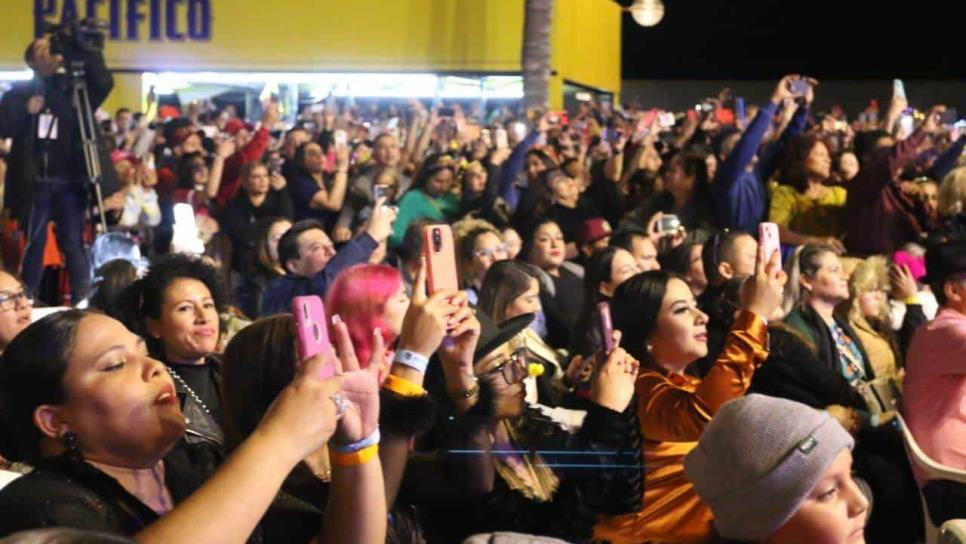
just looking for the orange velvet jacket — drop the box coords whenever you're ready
[595,310,769,544]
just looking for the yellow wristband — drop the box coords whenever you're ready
[904,295,919,305]
[382,374,426,397]
[329,444,379,467]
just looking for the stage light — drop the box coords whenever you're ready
[628,0,665,27]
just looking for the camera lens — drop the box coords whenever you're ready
[433,229,442,252]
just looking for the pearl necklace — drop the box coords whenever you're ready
[164,365,213,422]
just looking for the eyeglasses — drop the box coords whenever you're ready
[474,245,508,259]
[480,348,528,384]
[0,290,33,312]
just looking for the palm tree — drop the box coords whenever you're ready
[522,0,553,111]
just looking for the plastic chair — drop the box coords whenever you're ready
[896,413,966,544]
[940,520,966,544]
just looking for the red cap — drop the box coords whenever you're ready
[224,118,254,136]
[577,218,612,245]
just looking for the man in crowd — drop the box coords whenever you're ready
[903,239,966,525]
[0,37,113,304]
[261,197,397,314]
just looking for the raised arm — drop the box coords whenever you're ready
[135,354,345,544]
[309,146,350,212]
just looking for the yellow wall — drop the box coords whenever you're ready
[2,0,620,110]
[553,0,622,96]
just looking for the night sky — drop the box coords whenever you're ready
[619,0,963,80]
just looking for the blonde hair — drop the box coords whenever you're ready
[938,166,966,217]
[845,256,890,326]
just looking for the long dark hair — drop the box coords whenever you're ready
[520,218,563,268]
[89,259,139,324]
[0,310,88,464]
[478,260,543,323]
[220,315,298,453]
[611,270,674,362]
[120,254,226,358]
[252,216,289,278]
[292,141,323,178]
[780,134,828,193]
[410,153,456,193]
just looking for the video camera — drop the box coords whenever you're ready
[41,14,108,58]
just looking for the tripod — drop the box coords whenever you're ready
[65,57,109,234]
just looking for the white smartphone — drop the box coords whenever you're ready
[893,79,906,100]
[334,129,348,147]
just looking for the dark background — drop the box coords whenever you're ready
[618,0,963,80]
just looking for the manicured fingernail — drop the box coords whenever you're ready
[332,314,342,325]
[373,328,381,337]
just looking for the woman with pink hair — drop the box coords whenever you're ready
[326,264,412,380]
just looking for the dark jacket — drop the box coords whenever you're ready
[219,188,293,273]
[419,401,643,543]
[784,304,875,379]
[166,356,225,477]
[845,130,933,256]
[0,49,114,221]
[712,103,808,233]
[748,326,867,411]
[0,450,209,539]
[261,233,377,315]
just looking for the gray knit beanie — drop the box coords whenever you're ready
[683,394,854,541]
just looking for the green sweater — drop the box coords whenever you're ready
[390,189,460,247]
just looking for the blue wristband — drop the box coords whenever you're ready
[393,350,429,374]
[332,428,381,454]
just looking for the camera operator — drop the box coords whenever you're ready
[0,34,114,304]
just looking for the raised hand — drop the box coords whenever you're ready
[771,74,802,104]
[364,197,398,244]
[590,331,639,413]
[564,354,593,387]
[396,258,460,358]
[890,263,918,301]
[742,241,787,321]
[438,299,480,378]
[257,349,345,465]
[330,316,382,445]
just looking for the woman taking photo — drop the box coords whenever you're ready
[0,310,386,542]
[288,141,350,227]
[570,247,642,359]
[595,244,785,543]
[420,311,643,543]
[389,154,460,248]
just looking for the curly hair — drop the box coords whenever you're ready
[120,254,226,357]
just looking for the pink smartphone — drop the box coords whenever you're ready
[422,225,459,295]
[292,296,336,378]
[758,222,781,268]
[597,301,615,353]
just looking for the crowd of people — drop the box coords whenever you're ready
[0,35,964,543]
